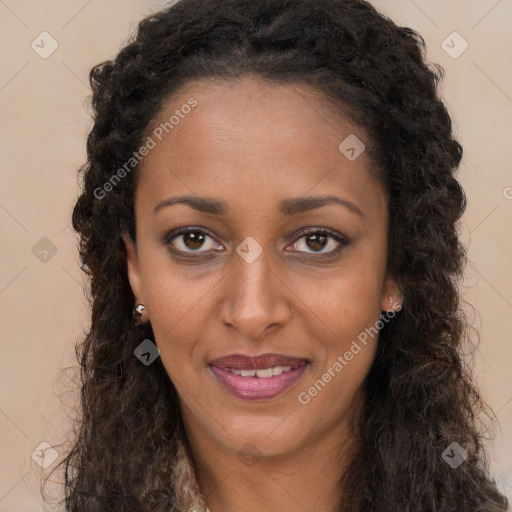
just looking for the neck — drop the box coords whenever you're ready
[183,414,358,512]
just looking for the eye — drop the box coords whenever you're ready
[165,227,223,254]
[163,226,349,257]
[286,228,348,255]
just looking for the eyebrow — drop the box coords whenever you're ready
[153,194,364,218]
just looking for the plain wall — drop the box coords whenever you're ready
[0,0,511,509]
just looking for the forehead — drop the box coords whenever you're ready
[136,75,387,218]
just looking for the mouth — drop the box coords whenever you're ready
[208,353,310,400]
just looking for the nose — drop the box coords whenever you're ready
[219,248,292,341]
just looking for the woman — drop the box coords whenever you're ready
[56,0,509,510]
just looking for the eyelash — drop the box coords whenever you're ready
[163,226,349,259]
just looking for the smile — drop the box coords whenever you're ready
[209,361,309,400]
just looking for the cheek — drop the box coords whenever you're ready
[298,260,385,341]
[139,259,223,384]
[296,273,382,421]
[293,259,385,403]
[140,244,219,332]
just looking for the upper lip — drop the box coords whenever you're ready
[209,353,310,370]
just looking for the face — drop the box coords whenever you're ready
[124,76,402,460]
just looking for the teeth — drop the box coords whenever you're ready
[229,365,295,378]
[256,368,273,378]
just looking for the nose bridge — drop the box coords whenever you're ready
[220,244,290,337]
[235,250,273,301]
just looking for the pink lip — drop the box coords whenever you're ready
[209,364,309,400]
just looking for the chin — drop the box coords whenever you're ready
[212,413,308,459]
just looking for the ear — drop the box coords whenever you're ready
[380,268,403,313]
[122,232,145,305]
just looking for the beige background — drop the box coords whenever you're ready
[0,0,511,509]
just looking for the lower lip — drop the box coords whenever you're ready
[209,364,308,400]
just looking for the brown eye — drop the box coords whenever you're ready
[166,228,223,254]
[183,231,206,250]
[304,233,328,252]
[287,228,348,255]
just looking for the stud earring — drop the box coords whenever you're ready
[134,304,146,316]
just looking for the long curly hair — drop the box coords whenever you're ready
[50,0,509,510]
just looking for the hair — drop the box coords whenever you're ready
[49,0,509,510]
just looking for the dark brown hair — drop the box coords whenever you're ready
[50,0,509,510]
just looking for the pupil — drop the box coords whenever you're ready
[307,234,327,251]
[184,232,205,250]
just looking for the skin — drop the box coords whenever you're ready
[123,75,403,512]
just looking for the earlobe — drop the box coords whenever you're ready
[381,270,403,313]
[122,232,144,304]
